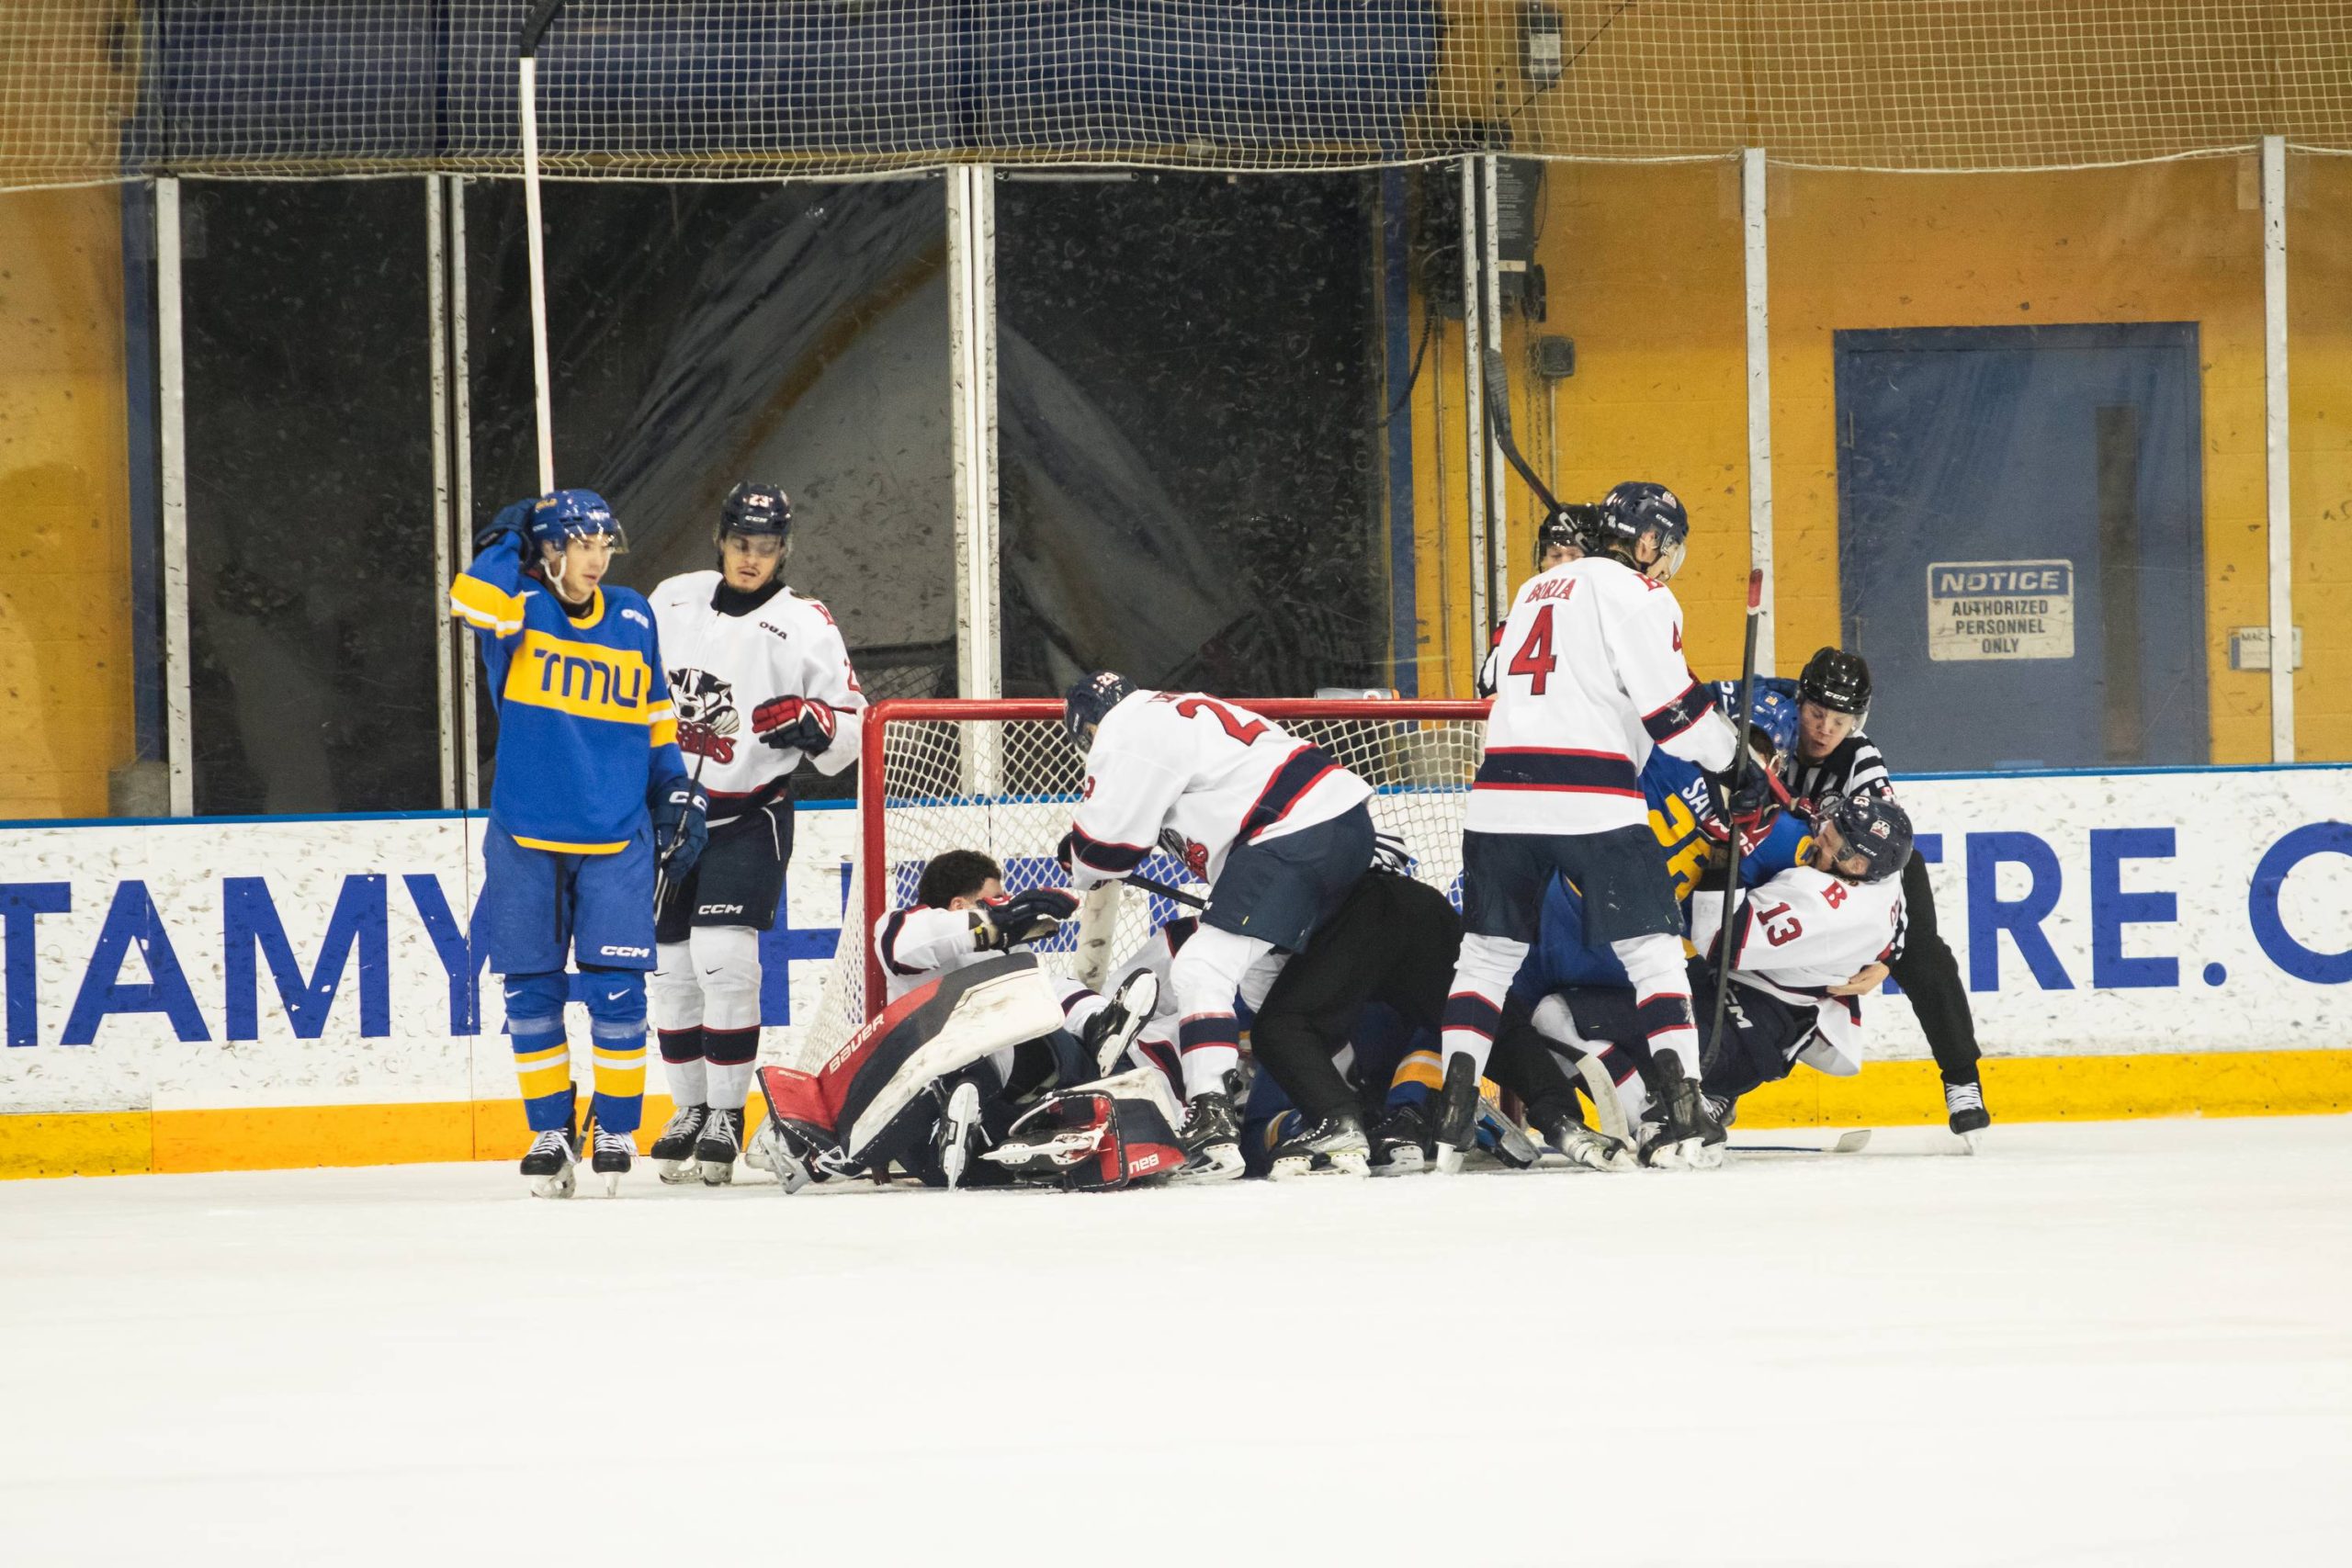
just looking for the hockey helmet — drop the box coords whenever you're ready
[1592,481,1690,580]
[718,480,792,545]
[526,488,627,554]
[1062,671,1135,750]
[1797,646,1872,717]
[1819,791,1912,884]
[1534,502,1600,568]
[1710,679,1800,761]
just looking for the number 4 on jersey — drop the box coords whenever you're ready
[1509,604,1559,694]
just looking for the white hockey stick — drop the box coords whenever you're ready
[516,1,568,493]
[1728,1129,1873,1155]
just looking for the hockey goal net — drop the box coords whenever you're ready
[797,697,1488,1069]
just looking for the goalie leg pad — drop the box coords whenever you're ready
[980,1068,1187,1190]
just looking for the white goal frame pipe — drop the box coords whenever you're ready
[155,177,193,818]
[1742,147,1778,677]
[518,55,556,494]
[2261,134,2293,761]
[947,164,1002,711]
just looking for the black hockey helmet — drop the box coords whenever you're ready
[718,481,792,543]
[1534,503,1600,568]
[1796,646,1872,716]
[1820,791,1912,884]
[1592,481,1690,579]
[1062,671,1135,749]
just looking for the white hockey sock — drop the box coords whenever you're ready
[1181,1042,1240,1102]
[1441,933,1525,1079]
[1611,933,1701,1077]
[662,1055,708,1111]
[706,1059,755,1117]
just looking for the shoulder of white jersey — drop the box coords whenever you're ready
[650,570,720,607]
[1093,688,1159,738]
[602,584,659,626]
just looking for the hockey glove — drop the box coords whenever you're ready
[1057,829,1080,875]
[651,779,709,878]
[752,695,837,756]
[974,886,1082,952]
[471,497,536,555]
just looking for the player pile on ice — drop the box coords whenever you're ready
[448,477,1990,1197]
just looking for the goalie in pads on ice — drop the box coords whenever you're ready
[748,851,1164,1190]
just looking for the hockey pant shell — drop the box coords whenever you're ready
[478,822,659,976]
[1449,827,1687,1080]
[654,799,790,942]
[1168,924,1290,1101]
[651,924,762,1111]
[1890,849,1982,1087]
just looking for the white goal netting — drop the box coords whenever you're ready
[795,698,1487,1070]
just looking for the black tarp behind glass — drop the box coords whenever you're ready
[995,172,1386,698]
[180,181,436,814]
[464,177,954,800]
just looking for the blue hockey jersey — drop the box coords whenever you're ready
[450,536,686,854]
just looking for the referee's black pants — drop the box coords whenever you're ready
[1888,850,1981,1087]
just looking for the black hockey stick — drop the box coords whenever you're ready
[1480,349,1562,516]
[1124,871,1206,911]
[652,745,711,914]
[1705,570,1768,1069]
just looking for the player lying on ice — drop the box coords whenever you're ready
[448,490,708,1198]
[1502,788,1913,1162]
[743,849,1168,1190]
[1056,672,1384,1182]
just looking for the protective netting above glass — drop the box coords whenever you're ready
[8,3,2351,191]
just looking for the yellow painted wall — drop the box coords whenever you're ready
[2288,152,2352,762]
[0,186,137,818]
[1406,154,2314,762]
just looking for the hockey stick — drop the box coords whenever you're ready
[1705,570,1768,1072]
[1480,349,1563,516]
[516,0,570,493]
[1728,1129,1873,1155]
[651,745,711,915]
[1123,871,1207,911]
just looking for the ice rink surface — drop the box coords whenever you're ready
[4,1117,2347,1568]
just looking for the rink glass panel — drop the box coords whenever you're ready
[2287,151,2352,764]
[1771,161,2267,772]
[461,176,956,800]
[179,181,438,814]
[992,170,1393,699]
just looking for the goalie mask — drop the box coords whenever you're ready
[980,1068,1185,1190]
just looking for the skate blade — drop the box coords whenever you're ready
[656,1158,700,1185]
[1430,1142,1466,1176]
[1170,1145,1246,1185]
[1689,1142,1726,1170]
[604,1170,623,1197]
[1266,1153,1316,1181]
[699,1158,735,1187]
[1562,1139,1634,1173]
[1958,1128,1983,1156]
[529,1169,576,1200]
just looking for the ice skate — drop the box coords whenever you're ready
[650,1102,709,1185]
[1945,1080,1990,1153]
[520,1126,580,1200]
[1636,1052,1725,1169]
[1369,1101,1430,1176]
[934,1080,984,1190]
[1081,967,1160,1076]
[1430,1053,1480,1176]
[1478,1100,1544,1169]
[695,1106,744,1186]
[1267,1107,1371,1179]
[1533,1103,1634,1173]
[1171,1090,1245,1184]
[590,1125,635,1196]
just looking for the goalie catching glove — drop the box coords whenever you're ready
[752,694,836,756]
[972,886,1081,952]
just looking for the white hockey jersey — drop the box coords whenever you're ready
[649,571,865,821]
[1688,864,1906,1071]
[874,906,989,1002]
[1066,691,1374,889]
[1468,555,1739,837]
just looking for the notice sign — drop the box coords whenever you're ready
[1928,559,2075,661]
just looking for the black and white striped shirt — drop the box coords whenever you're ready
[1788,732,1894,818]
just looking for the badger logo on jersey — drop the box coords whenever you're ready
[669,667,741,763]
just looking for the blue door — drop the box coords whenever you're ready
[1834,323,2208,770]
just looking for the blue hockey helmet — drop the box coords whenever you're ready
[1063,671,1135,750]
[1711,680,1800,761]
[718,481,792,543]
[1593,481,1690,579]
[1819,790,1913,885]
[526,488,627,554]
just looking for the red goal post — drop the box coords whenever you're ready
[798,696,1489,1069]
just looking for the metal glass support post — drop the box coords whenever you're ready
[428,175,457,809]
[947,165,1001,792]
[155,177,193,818]
[451,176,481,810]
[1458,156,1488,647]
[1742,148,1778,676]
[2261,134,2294,761]
[1481,154,1510,615]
